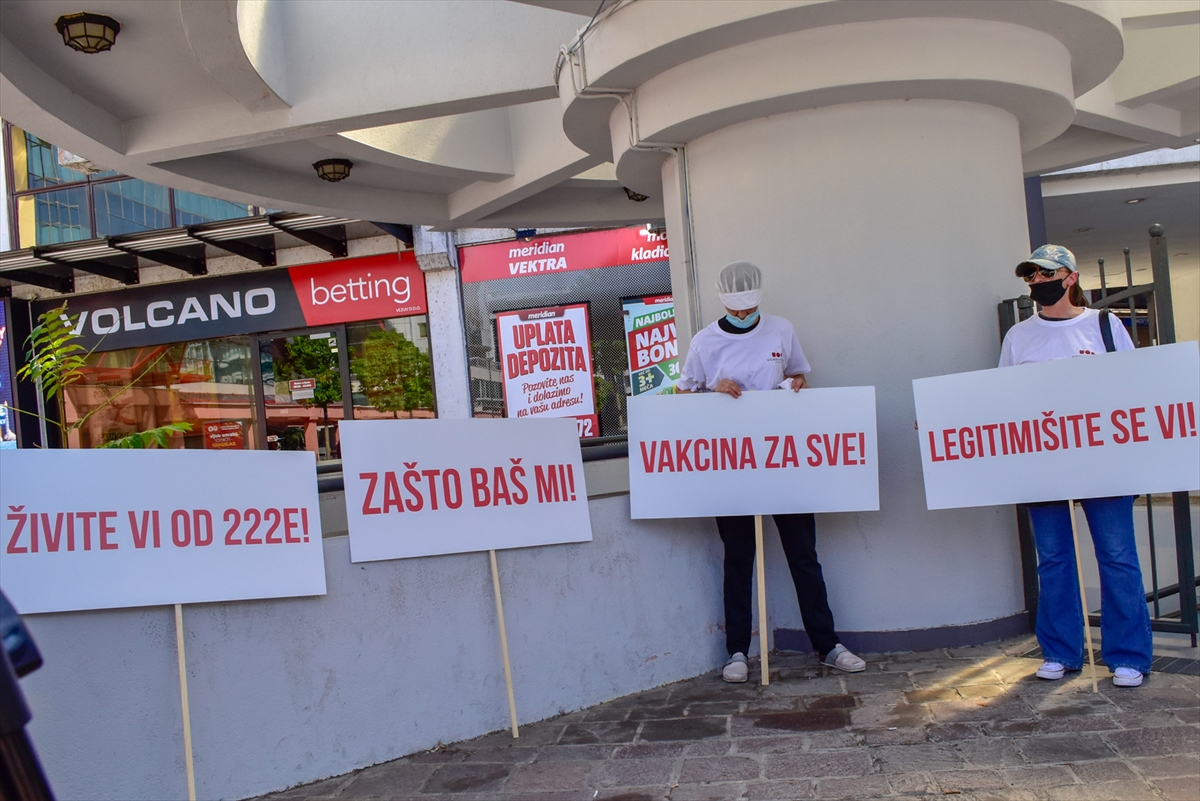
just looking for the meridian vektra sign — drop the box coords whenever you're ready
[459,226,668,283]
[31,252,427,351]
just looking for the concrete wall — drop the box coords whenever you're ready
[19,491,724,801]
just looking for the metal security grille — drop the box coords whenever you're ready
[461,259,672,440]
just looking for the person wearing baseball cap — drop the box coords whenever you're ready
[677,261,866,683]
[1000,244,1150,688]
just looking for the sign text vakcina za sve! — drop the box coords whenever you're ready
[628,388,879,518]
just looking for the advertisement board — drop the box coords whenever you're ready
[628,388,879,518]
[29,252,427,351]
[460,226,668,284]
[495,303,599,439]
[913,342,1200,509]
[339,418,593,562]
[622,294,679,396]
[202,421,246,450]
[0,450,326,613]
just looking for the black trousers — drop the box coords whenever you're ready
[717,513,840,658]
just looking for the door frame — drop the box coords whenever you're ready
[251,323,352,456]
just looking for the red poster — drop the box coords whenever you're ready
[203,421,246,450]
[460,226,669,283]
[289,251,426,325]
[494,303,599,439]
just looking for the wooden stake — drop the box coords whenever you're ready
[489,550,520,738]
[1066,501,1099,693]
[174,604,197,801]
[755,515,769,686]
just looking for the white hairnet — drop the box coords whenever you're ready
[717,261,762,311]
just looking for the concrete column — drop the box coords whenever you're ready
[414,228,471,419]
[676,100,1031,632]
[559,2,1126,639]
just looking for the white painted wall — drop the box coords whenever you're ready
[674,99,1032,635]
[19,495,724,801]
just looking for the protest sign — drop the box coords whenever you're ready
[628,388,879,518]
[339,418,593,562]
[913,342,1200,510]
[0,450,326,614]
[495,303,599,438]
[623,295,680,396]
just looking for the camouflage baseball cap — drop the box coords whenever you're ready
[1016,244,1077,278]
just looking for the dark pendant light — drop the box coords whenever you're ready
[313,159,353,182]
[55,12,121,54]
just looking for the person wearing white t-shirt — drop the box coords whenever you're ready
[1001,244,1150,688]
[677,261,866,683]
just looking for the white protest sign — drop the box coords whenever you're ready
[0,450,326,614]
[628,388,879,518]
[913,342,1200,510]
[495,303,599,438]
[339,418,592,562]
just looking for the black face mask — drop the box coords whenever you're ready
[1029,279,1068,306]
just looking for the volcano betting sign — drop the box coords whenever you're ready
[495,304,599,438]
[913,342,1200,509]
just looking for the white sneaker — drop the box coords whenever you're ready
[722,652,748,683]
[822,644,866,673]
[1112,667,1144,687]
[1035,661,1066,680]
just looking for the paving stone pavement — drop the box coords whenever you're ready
[249,636,1200,801]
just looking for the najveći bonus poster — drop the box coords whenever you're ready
[622,294,679,397]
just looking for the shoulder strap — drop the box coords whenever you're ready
[1099,309,1116,353]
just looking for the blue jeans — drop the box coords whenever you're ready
[1029,496,1152,673]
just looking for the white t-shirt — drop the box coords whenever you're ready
[998,307,1134,367]
[678,312,811,392]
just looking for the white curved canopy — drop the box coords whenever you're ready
[1,0,1195,227]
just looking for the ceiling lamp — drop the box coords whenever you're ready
[313,159,353,182]
[55,12,121,54]
[623,187,648,202]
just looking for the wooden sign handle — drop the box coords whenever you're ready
[755,515,769,686]
[174,604,197,800]
[489,550,520,737]
[1066,502,1099,693]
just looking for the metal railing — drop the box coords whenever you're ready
[999,225,1198,643]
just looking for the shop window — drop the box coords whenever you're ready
[173,190,254,226]
[94,179,171,236]
[347,316,435,420]
[17,187,91,247]
[60,337,257,450]
[460,245,670,438]
[259,332,344,460]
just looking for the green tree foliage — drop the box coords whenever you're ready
[13,303,192,448]
[277,336,342,407]
[350,328,433,417]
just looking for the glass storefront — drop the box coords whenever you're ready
[62,337,257,450]
[347,317,433,421]
[459,228,671,439]
[55,317,433,460]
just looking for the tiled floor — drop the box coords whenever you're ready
[250,635,1200,801]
